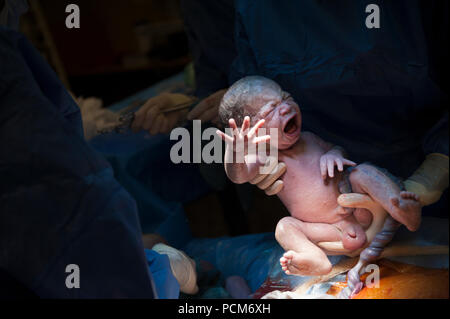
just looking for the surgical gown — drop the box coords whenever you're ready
[230,0,448,216]
[0,27,164,298]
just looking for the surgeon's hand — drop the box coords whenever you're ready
[187,89,227,126]
[403,153,449,207]
[338,154,449,232]
[131,93,193,135]
[249,158,287,196]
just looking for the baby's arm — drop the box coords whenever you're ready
[305,132,357,180]
[216,116,270,184]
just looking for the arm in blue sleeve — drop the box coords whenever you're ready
[423,110,449,156]
[228,6,259,84]
[0,28,157,298]
[180,0,236,98]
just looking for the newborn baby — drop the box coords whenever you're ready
[216,76,422,276]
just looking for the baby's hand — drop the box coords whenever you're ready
[216,116,270,156]
[320,150,356,180]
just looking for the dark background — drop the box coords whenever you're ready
[18,0,289,238]
[20,0,190,105]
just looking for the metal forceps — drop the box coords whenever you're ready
[97,97,197,135]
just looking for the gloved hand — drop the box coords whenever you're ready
[249,158,287,195]
[187,89,227,126]
[152,243,199,295]
[403,153,449,206]
[131,93,194,135]
[337,153,448,234]
[73,95,119,140]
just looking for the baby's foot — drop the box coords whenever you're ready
[279,250,331,276]
[389,191,421,231]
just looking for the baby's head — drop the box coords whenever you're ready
[219,76,302,149]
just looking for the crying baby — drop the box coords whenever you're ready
[216,76,422,277]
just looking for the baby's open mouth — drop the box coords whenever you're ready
[283,115,298,135]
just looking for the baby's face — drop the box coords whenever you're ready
[248,84,302,150]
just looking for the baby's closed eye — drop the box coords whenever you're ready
[260,101,277,117]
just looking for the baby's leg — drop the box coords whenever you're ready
[348,164,421,231]
[275,217,333,276]
[285,216,366,251]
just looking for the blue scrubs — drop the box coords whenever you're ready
[0,27,159,298]
[230,0,448,215]
[231,0,448,175]
[181,0,236,98]
[146,249,180,299]
[88,0,239,247]
[89,131,211,248]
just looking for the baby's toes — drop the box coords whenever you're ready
[283,250,295,260]
[280,256,291,266]
[282,251,296,273]
[400,191,419,201]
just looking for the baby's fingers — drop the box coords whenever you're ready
[241,116,250,133]
[327,160,335,178]
[228,118,239,132]
[216,130,234,144]
[342,159,357,166]
[248,119,266,138]
[320,157,327,180]
[253,135,271,144]
[336,158,344,172]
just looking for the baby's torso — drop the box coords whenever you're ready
[277,133,346,224]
